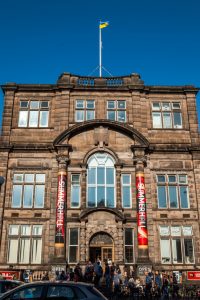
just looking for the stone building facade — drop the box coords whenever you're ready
[0,72,200,280]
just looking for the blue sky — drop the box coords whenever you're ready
[0,0,200,126]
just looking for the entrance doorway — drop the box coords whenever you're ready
[89,232,114,264]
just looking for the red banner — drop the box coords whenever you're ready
[187,271,200,280]
[55,172,67,246]
[0,271,20,280]
[136,173,148,249]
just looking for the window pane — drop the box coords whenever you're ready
[106,168,114,184]
[107,110,115,120]
[35,185,45,208]
[172,102,181,109]
[152,103,160,110]
[162,102,171,111]
[86,110,95,120]
[88,168,96,184]
[39,111,49,127]
[125,228,133,245]
[72,175,80,184]
[29,111,39,127]
[40,101,49,108]
[21,225,31,235]
[117,101,126,109]
[70,229,78,245]
[173,112,182,128]
[159,226,170,236]
[12,185,22,207]
[31,239,42,264]
[86,100,95,109]
[123,186,131,208]
[122,174,130,184]
[107,101,115,109]
[169,186,178,208]
[117,110,126,122]
[30,101,39,109]
[179,175,187,184]
[163,112,172,128]
[88,187,95,207]
[172,239,182,263]
[9,225,19,235]
[183,226,192,236]
[18,111,28,127]
[76,110,84,122]
[157,186,167,208]
[180,186,189,208]
[152,112,162,128]
[76,100,84,108]
[168,175,176,183]
[107,187,114,207]
[184,239,194,263]
[32,225,42,235]
[71,186,80,207]
[25,174,34,182]
[23,185,33,207]
[12,287,43,299]
[13,174,23,182]
[69,246,78,263]
[36,174,45,183]
[20,101,28,108]
[171,226,181,236]
[19,239,30,263]
[97,168,105,184]
[160,239,171,263]
[8,239,18,263]
[47,286,76,298]
[125,246,133,263]
[157,175,166,183]
[97,187,105,206]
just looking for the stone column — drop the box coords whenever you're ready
[54,154,69,259]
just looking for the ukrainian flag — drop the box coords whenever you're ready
[99,21,109,29]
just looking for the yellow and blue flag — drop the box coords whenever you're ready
[99,21,109,29]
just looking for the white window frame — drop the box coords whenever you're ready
[12,173,45,209]
[159,225,194,265]
[121,174,132,208]
[124,228,134,264]
[152,101,182,129]
[7,224,43,264]
[18,100,49,128]
[107,100,126,122]
[70,174,81,208]
[157,174,189,209]
[87,153,116,208]
[68,228,79,263]
[75,100,95,122]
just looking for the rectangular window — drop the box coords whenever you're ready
[18,100,49,128]
[68,228,79,263]
[122,174,131,208]
[159,225,194,264]
[75,100,95,122]
[12,173,45,208]
[71,175,80,208]
[7,225,42,264]
[124,228,134,263]
[152,102,182,129]
[157,174,189,209]
[107,100,126,122]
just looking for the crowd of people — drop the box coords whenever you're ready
[22,262,200,299]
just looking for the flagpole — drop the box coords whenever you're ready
[99,22,102,77]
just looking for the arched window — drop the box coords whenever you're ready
[87,153,115,208]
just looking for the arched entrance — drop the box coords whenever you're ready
[89,232,114,264]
